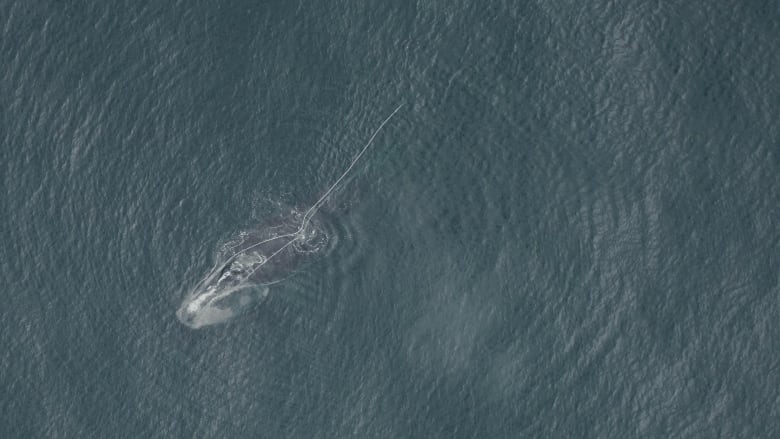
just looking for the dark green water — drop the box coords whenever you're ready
[2,1,778,437]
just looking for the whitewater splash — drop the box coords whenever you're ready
[177,104,404,329]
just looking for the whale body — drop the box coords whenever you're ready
[176,215,326,328]
[176,104,403,329]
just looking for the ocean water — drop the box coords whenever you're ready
[2,1,779,438]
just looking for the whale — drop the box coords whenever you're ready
[177,104,404,329]
[176,212,327,328]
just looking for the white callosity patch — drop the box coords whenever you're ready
[177,283,270,329]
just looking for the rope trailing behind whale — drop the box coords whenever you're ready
[177,104,405,329]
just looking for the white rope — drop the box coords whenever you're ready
[224,103,404,283]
